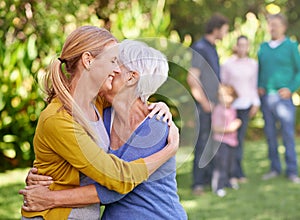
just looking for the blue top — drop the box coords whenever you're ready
[191,37,220,103]
[258,37,300,93]
[94,108,187,220]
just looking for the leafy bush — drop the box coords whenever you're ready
[1,0,299,170]
[0,0,188,169]
[0,0,101,169]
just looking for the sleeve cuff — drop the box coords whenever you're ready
[252,98,261,106]
[94,182,125,205]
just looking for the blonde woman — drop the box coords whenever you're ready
[20,26,179,219]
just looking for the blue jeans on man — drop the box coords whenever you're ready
[260,93,298,177]
[192,104,214,190]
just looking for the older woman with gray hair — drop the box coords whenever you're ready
[20,39,187,220]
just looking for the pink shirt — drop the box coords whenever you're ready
[221,55,260,109]
[212,104,238,147]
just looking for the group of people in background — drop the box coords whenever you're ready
[189,12,300,197]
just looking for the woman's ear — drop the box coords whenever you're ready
[127,71,139,86]
[81,52,92,71]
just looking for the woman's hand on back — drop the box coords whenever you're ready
[26,167,53,187]
[19,185,54,212]
[147,102,172,125]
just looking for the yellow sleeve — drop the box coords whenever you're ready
[42,114,148,194]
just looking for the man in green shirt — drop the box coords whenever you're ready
[258,13,300,183]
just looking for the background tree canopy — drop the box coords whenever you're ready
[1,0,300,170]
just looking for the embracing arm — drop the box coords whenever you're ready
[212,118,242,134]
[187,67,211,112]
[44,116,147,193]
[43,114,178,194]
[211,107,241,134]
[20,184,99,211]
[20,120,179,211]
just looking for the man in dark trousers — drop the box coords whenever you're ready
[187,13,229,195]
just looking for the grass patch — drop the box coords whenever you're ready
[1,139,300,219]
[177,138,300,220]
[0,168,27,219]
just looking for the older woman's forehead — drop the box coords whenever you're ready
[119,63,130,73]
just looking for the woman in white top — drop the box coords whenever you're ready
[221,35,260,184]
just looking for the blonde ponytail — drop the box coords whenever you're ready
[41,26,116,144]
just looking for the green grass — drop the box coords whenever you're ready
[1,139,300,219]
[176,139,300,220]
[0,168,27,219]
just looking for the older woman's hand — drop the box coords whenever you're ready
[147,102,172,125]
[19,185,54,211]
[26,167,53,187]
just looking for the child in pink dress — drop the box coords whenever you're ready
[211,84,241,197]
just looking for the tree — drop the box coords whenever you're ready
[1,0,300,170]
[0,0,101,169]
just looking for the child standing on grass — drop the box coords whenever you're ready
[211,84,241,197]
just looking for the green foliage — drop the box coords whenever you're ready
[1,0,300,169]
[0,0,188,169]
[109,0,171,39]
[217,12,269,63]
[0,0,103,169]
[168,0,300,41]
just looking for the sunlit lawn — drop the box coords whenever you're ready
[0,168,27,219]
[1,138,300,219]
[177,138,300,220]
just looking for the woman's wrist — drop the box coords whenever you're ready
[48,190,59,209]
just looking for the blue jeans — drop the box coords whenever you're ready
[260,93,298,176]
[233,108,251,178]
[192,104,213,188]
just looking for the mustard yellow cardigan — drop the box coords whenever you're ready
[22,97,148,219]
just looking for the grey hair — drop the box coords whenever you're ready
[118,39,169,103]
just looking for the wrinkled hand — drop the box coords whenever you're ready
[19,185,54,211]
[278,88,292,99]
[148,102,172,125]
[26,167,53,187]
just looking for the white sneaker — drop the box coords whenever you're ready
[216,189,226,197]
[262,171,279,180]
[288,175,300,184]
